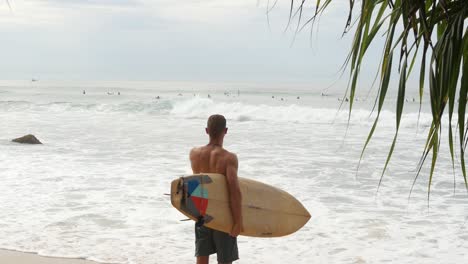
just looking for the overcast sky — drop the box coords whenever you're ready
[0,0,386,88]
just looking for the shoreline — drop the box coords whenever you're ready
[0,249,106,264]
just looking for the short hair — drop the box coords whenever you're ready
[207,114,226,138]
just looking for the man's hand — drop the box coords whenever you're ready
[230,222,243,237]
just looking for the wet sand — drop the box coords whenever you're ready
[0,249,104,264]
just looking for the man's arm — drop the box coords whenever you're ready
[225,153,243,237]
[189,148,199,173]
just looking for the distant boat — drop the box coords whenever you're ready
[31,79,38,82]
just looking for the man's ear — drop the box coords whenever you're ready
[225,128,228,134]
[205,128,209,134]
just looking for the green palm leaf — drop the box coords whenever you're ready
[284,0,468,195]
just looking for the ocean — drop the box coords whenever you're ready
[0,80,467,264]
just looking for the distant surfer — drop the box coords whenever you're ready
[189,114,243,264]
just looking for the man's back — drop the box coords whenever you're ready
[190,145,235,175]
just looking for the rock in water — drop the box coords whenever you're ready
[12,134,42,144]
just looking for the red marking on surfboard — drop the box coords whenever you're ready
[191,196,208,216]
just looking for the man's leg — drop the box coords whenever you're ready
[212,230,238,263]
[197,256,209,264]
[195,225,216,264]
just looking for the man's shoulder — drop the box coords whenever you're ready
[224,150,238,163]
[189,146,202,158]
[226,150,237,158]
[190,146,201,153]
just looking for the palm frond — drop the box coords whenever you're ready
[284,0,468,195]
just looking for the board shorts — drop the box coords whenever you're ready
[195,224,239,263]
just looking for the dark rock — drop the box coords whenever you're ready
[12,134,42,144]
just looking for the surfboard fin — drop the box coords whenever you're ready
[195,214,213,227]
[204,214,213,224]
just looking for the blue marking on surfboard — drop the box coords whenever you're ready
[187,180,199,195]
[191,185,208,198]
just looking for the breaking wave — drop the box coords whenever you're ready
[0,97,434,128]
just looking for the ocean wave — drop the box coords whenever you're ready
[0,100,172,114]
[170,97,434,128]
[0,98,436,128]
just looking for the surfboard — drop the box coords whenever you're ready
[170,173,311,237]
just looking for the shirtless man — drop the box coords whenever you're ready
[189,114,243,264]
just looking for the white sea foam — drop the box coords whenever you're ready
[0,84,466,264]
[0,96,435,129]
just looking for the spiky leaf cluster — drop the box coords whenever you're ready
[288,0,468,196]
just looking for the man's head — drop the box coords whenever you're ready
[206,114,227,139]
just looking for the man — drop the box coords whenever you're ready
[189,114,243,264]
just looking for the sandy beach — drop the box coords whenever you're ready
[0,249,103,264]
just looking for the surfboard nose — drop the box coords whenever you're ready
[303,205,311,219]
